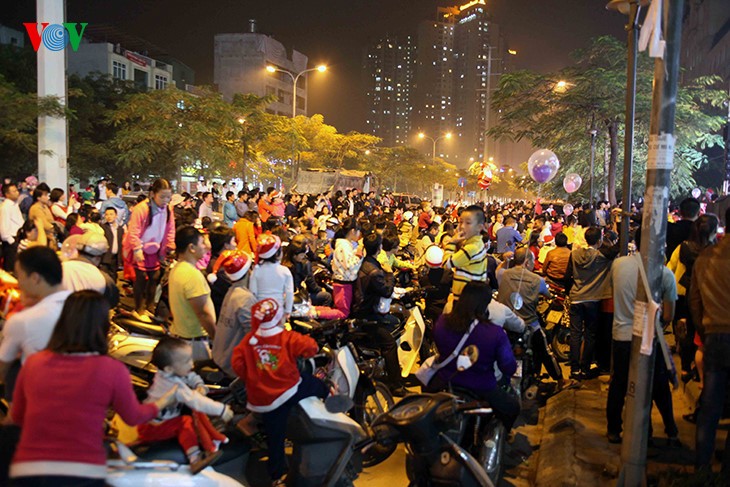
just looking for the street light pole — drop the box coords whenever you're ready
[418,132,452,163]
[589,128,597,205]
[266,64,326,117]
[609,0,645,256]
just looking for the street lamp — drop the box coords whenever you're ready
[418,132,452,162]
[607,0,648,256]
[265,64,327,117]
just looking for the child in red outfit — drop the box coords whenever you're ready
[232,298,328,486]
[138,337,234,474]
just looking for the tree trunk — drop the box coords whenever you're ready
[603,135,610,200]
[607,120,619,206]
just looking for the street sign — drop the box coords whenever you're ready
[458,177,467,188]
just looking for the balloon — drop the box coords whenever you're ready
[61,235,81,261]
[510,292,523,310]
[478,176,491,190]
[691,188,701,199]
[563,203,574,216]
[528,149,560,184]
[563,173,582,194]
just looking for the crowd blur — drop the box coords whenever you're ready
[0,173,728,484]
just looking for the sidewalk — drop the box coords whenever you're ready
[534,367,698,486]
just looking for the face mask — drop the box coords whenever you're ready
[457,353,474,371]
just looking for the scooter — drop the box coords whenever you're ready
[369,391,498,487]
[537,280,571,362]
[391,286,432,378]
[291,318,397,467]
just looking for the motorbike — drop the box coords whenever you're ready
[507,327,538,402]
[390,286,435,377]
[537,280,571,362]
[290,317,398,467]
[368,391,500,487]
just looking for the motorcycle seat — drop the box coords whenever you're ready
[113,316,167,338]
[131,430,250,465]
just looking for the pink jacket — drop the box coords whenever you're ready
[122,200,176,261]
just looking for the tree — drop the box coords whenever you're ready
[0,73,66,179]
[67,73,144,182]
[111,86,243,181]
[488,36,725,203]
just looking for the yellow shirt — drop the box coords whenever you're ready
[168,261,211,338]
[444,234,488,298]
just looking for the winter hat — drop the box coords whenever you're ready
[543,235,555,245]
[249,298,284,345]
[208,250,252,284]
[257,234,281,260]
[424,245,444,268]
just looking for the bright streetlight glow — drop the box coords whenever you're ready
[237,117,246,124]
[418,132,425,139]
[556,80,568,89]
[316,64,327,72]
[508,49,518,55]
[266,65,276,73]
[364,149,371,155]
[445,132,452,139]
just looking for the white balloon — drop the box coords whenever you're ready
[691,188,701,199]
[527,149,560,184]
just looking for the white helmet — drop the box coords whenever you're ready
[403,211,414,221]
[76,231,109,257]
[425,245,444,268]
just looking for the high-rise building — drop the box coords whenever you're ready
[214,20,309,116]
[452,0,509,165]
[411,7,459,160]
[363,35,415,146]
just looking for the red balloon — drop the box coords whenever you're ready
[478,176,491,190]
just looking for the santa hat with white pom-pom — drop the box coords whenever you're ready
[248,298,284,345]
[207,250,253,284]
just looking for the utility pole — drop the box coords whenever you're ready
[617,0,683,485]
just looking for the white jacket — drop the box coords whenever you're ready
[145,371,226,422]
[331,239,362,283]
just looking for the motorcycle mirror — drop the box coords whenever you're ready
[510,292,524,310]
[456,345,479,371]
[325,394,354,414]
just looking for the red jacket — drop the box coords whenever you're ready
[231,328,318,412]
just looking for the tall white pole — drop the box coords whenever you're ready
[36,0,68,191]
[483,46,493,162]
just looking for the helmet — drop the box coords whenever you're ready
[77,231,109,257]
[402,211,414,221]
[425,245,444,268]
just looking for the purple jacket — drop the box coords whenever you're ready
[433,315,516,395]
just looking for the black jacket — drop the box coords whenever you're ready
[352,255,395,317]
[284,259,322,295]
[101,222,124,268]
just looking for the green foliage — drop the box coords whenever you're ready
[488,36,726,203]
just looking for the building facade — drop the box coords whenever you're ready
[214,20,309,116]
[681,0,730,83]
[67,40,173,90]
[0,25,24,47]
[363,34,415,146]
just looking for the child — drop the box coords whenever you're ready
[249,234,294,317]
[138,337,234,474]
[232,298,328,486]
[443,205,488,310]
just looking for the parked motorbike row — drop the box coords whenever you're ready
[0,253,575,486]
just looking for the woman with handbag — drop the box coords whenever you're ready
[428,281,520,431]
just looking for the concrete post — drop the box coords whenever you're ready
[617,0,683,485]
[37,0,69,191]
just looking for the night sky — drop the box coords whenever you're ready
[3,0,625,133]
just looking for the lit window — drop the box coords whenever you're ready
[112,60,127,80]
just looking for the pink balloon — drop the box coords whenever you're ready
[563,173,582,194]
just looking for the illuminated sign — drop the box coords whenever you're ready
[459,0,485,11]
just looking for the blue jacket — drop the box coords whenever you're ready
[223,201,239,227]
[100,197,129,225]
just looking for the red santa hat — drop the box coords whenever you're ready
[207,250,252,283]
[249,298,284,345]
[257,234,281,260]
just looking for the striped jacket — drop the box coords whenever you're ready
[444,234,488,298]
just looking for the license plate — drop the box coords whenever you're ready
[514,360,522,378]
[547,310,563,325]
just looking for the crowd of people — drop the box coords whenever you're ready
[0,173,728,485]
